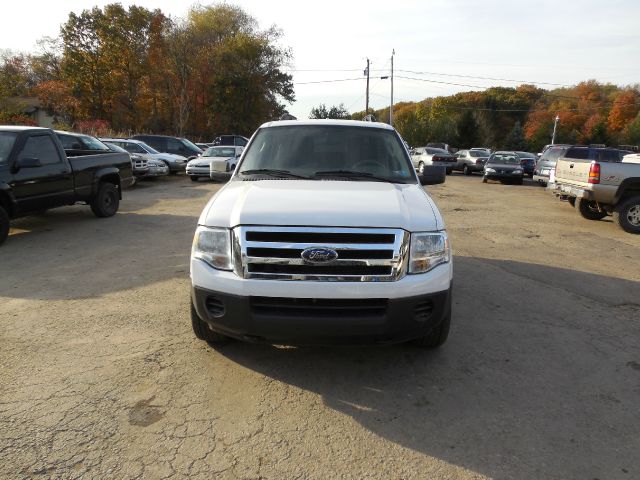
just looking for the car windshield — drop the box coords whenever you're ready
[426,147,448,155]
[80,135,110,151]
[137,142,159,154]
[204,147,236,158]
[104,142,127,153]
[180,138,203,153]
[239,125,414,183]
[540,147,566,162]
[489,153,520,164]
[469,150,486,158]
[0,132,17,164]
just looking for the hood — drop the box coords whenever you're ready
[151,153,187,161]
[199,180,444,232]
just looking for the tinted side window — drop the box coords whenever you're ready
[565,147,589,160]
[57,134,83,150]
[166,138,183,153]
[236,137,248,146]
[18,135,61,165]
[145,137,165,151]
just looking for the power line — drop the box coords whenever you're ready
[294,77,362,85]
[396,69,569,87]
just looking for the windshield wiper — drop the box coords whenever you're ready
[239,169,311,179]
[313,170,400,183]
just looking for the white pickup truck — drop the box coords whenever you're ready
[189,120,453,347]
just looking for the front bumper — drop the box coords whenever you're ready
[191,286,452,345]
[186,165,210,176]
[484,171,523,180]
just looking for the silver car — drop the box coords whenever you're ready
[454,149,489,175]
[410,147,456,175]
[100,138,188,173]
[186,145,244,182]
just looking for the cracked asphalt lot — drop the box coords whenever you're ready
[1,174,639,479]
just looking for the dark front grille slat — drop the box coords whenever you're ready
[246,232,395,244]
[246,247,394,260]
[248,264,392,276]
[250,297,388,318]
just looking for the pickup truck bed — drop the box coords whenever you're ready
[553,147,640,233]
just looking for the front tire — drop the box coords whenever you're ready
[190,176,199,182]
[0,206,9,246]
[613,196,640,234]
[191,302,231,345]
[90,182,119,218]
[411,296,452,348]
[576,198,607,221]
[568,197,576,207]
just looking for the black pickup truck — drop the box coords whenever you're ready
[0,126,134,245]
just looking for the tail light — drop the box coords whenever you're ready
[588,162,600,184]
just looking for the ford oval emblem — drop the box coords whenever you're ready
[301,247,339,264]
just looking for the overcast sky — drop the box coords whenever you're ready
[2,0,639,119]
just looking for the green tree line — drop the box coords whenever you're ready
[0,3,294,139]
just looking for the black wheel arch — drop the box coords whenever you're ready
[93,169,122,200]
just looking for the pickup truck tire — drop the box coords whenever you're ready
[90,182,119,218]
[191,302,231,345]
[576,198,607,221]
[613,196,640,234]
[411,309,451,349]
[0,206,9,245]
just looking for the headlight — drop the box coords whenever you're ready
[409,232,450,274]
[512,169,523,174]
[485,167,496,173]
[192,226,232,270]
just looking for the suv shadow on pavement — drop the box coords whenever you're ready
[216,256,640,480]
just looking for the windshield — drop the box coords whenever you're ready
[239,125,414,183]
[180,138,203,153]
[80,135,110,151]
[540,147,567,162]
[104,142,127,153]
[137,142,159,154]
[0,132,17,165]
[426,147,448,155]
[204,147,236,158]
[469,150,486,158]
[489,153,520,164]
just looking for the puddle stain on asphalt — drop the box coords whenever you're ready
[128,396,165,427]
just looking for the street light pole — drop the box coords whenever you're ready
[551,114,559,145]
[390,49,395,127]
[365,58,370,116]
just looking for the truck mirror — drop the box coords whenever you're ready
[17,157,42,169]
[419,165,446,185]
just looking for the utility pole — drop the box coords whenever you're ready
[551,114,560,145]
[365,58,370,116]
[390,49,395,127]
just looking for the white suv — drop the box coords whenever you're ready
[190,120,453,347]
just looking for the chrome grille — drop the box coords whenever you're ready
[233,226,409,282]
[133,159,148,169]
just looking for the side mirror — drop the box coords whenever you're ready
[17,157,42,168]
[419,165,446,185]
